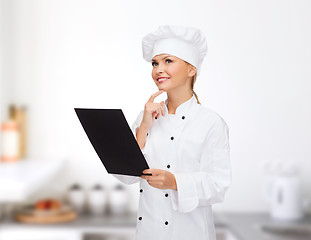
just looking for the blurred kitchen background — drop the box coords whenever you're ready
[0,0,311,240]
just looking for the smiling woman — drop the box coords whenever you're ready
[112,25,231,240]
[151,54,200,107]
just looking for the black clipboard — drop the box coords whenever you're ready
[74,108,151,177]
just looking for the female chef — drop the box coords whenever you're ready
[113,25,232,240]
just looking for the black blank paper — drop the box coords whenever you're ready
[74,108,150,177]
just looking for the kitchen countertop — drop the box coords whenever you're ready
[1,211,311,240]
[215,212,311,240]
[0,213,137,230]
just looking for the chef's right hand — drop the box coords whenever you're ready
[141,90,165,130]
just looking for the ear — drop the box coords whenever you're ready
[188,65,197,77]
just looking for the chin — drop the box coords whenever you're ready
[158,87,167,92]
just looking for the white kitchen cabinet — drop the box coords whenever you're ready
[0,229,81,240]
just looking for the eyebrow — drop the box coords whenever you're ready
[151,55,172,62]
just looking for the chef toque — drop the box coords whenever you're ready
[142,25,208,75]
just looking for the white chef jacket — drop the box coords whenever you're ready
[113,94,231,240]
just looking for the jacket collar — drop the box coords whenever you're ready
[164,94,198,116]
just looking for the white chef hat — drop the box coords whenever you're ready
[142,25,208,75]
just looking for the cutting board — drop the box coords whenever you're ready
[15,206,77,224]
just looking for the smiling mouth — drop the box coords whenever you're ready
[157,77,170,83]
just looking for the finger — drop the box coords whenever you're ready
[153,110,159,119]
[142,171,161,179]
[141,170,161,179]
[147,180,154,186]
[145,103,161,113]
[147,103,163,113]
[148,90,164,103]
[141,169,151,177]
[156,109,160,118]
[148,181,163,189]
[148,169,163,175]
[147,180,159,187]
[149,105,161,119]
[145,176,164,181]
[144,168,163,175]
[143,169,153,174]
[142,175,157,181]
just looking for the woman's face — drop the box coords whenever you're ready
[151,54,196,92]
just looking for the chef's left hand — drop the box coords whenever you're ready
[141,169,177,190]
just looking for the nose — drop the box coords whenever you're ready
[155,62,165,74]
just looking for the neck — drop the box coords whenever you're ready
[166,89,193,114]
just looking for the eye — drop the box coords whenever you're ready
[151,62,158,67]
[166,59,172,63]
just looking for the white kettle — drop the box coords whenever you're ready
[264,175,309,220]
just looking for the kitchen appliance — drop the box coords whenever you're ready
[109,184,128,216]
[67,183,85,214]
[263,163,309,220]
[88,184,107,216]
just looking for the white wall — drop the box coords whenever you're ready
[1,0,311,213]
[0,0,3,126]
[0,0,16,132]
[0,0,2,125]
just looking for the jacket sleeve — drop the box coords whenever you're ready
[112,110,145,185]
[169,116,232,213]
